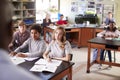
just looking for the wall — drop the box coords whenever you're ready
[60,0,120,26]
[114,0,120,27]
[60,0,78,23]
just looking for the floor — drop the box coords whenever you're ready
[71,47,120,80]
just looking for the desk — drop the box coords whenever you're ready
[87,37,120,73]
[44,26,81,47]
[18,59,74,80]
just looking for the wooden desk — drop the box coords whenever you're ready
[18,59,74,80]
[44,27,81,47]
[87,37,120,73]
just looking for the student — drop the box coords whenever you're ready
[43,27,72,61]
[104,12,115,26]
[42,13,53,43]
[42,13,53,27]
[0,0,40,80]
[97,21,120,68]
[56,14,69,27]
[8,20,30,51]
[10,24,46,58]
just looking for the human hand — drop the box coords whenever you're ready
[16,53,27,58]
[46,57,52,62]
[9,52,17,56]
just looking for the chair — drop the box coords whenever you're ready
[69,54,73,61]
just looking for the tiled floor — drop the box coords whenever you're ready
[71,47,120,80]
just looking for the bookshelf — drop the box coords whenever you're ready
[11,0,36,27]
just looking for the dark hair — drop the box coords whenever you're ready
[30,24,41,34]
[108,12,112,14]
[106,21,117,32]
[60,14,64,17]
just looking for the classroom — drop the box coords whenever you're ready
[0,0,120,80]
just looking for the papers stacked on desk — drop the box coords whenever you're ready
[105,37,113,40]
[10,56,25,65]
[30,58,62,73]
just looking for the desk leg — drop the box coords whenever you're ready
[50,66,72,80]
[87,43,91,73]
[67,67,72,80]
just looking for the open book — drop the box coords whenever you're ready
[30,58,62,73]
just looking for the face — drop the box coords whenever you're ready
[109,23,115,29]
[108,13,112,18]
[60,16,64,20]
[55,29,64,41]
[46,14,50,19]
[31,29,40,40]
[18,25,26,33]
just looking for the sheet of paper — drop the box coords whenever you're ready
[105,37,113,40]
[30,65,57,73]
[35,58,62,67]
[24,57,39,61]
[10,56,25,65]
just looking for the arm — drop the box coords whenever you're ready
[43,41,54,61]
[97,30,106,38]
[14,38,29,53]
[10,38,29,56]
[114,30,120,38]
[53,54,70,61]
[53,41,72,61]
[28,41,47,57]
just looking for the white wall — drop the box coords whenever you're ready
[59,0,116,24]
[60,0,78,23]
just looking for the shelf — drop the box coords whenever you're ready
[11,0,36,26]
[23,9,35,11]
[23,16,35,19]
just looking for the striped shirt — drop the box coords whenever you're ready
[15,38,46,57]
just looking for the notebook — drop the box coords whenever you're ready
[30,58,62,73]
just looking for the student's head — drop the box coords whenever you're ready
[45,13,50,19]
[108,12,113,18]
[30,24,41,40]
[0,0,13,50]
[18,20,26,33]
[107,21,116,32]
[52,27,66,42]
[60,14,64,20]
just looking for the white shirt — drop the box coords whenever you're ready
[0,49,40,80]
[97,30,120,38]
[15,38,46,57]
[45,40,72,58]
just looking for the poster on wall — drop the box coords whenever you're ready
[71,2,78,12]
[78,2,86,14]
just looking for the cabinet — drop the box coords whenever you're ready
[11,0,36,27]
[80,28,95,47]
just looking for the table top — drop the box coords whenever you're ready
[18,59,74,80]
[88,37,120,47]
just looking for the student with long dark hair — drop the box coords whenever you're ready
[97,21,120,68]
